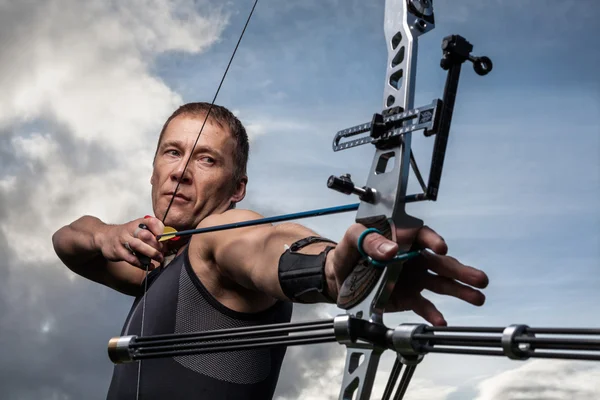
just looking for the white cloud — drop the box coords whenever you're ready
[0,176,16,191]
[275,351,458,400]
[275,355,346,400]
[0,0,228,148]
[233,110,314,142]
[12,133,59,167]
[401,377,457,400]
[474,360,600,400]
[0,0,231,266]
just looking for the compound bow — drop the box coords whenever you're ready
[107,1,600,399]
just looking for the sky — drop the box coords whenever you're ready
[0,0,599,399]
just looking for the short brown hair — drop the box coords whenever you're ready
[154,102,249,185]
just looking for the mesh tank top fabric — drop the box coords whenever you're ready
[173,264,273,384]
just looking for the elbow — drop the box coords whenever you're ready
[52,226,66,255]
[52,225,73,265]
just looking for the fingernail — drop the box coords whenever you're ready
[378,242,396,254]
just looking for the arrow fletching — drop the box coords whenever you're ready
[159,226,179,242]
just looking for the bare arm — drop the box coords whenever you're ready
[52,215,164,296]
[192,210,336,305]
[193,209,489,326]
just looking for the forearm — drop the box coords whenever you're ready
[53,215,107,269]
[213,221,337,303]
[52,216,142,294]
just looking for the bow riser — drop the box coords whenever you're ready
[334,1,435,399]
[356,0,433,231]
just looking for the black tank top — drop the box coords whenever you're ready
[106,246,293,399]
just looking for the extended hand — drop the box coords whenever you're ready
[96,216,165,269]
[327,224,489,326]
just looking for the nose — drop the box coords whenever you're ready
[170,160,193,185]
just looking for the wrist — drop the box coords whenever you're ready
[324,248,338,302]
[277,237,337,304]
[91,219,110,253]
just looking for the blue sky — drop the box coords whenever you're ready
[0,0,598,399]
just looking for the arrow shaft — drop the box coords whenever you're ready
[158,203,360,240]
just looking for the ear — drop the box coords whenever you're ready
[230,175,248,203]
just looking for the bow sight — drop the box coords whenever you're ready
[327,36,492,205]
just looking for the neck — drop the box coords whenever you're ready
[166,236,190,256]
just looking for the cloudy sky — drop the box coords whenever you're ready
[1,0,599,399]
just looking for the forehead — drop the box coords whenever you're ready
[161,113,233,149]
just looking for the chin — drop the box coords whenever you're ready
[165,215,198,231]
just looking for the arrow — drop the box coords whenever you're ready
[157,203,360,242]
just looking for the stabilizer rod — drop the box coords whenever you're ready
[109,317,600,364]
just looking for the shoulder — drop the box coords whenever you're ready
[186,209,277,311]
[190,208,269,260]
[197,209,265,229]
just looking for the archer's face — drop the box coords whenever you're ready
[150,114,246,231]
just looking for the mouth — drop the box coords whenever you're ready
[165,192,191,202]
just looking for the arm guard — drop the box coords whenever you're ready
[278,236,337,304]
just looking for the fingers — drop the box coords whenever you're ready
[127,236,164,265]
[140,216,165,237]
[395,225,447,255]
[118,243,146,269]
[409,294,447,326]
[336,223,489,327]
[420,250,489,289]
[415,225,448,255]
[341,224,446,273]
[115,218,165,268]
[412,225,488,289]
[422,271,486,306]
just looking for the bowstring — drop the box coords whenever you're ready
[161,0,260,225]
[136,1,259,397]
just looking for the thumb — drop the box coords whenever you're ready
[334,223,398,283]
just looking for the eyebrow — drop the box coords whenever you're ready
[159,140,223,160]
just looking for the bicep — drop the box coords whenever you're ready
[213,225,283,295]
[197,213,321,299]
[192,210,284,296]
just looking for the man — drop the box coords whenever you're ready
[52,102,489,399]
